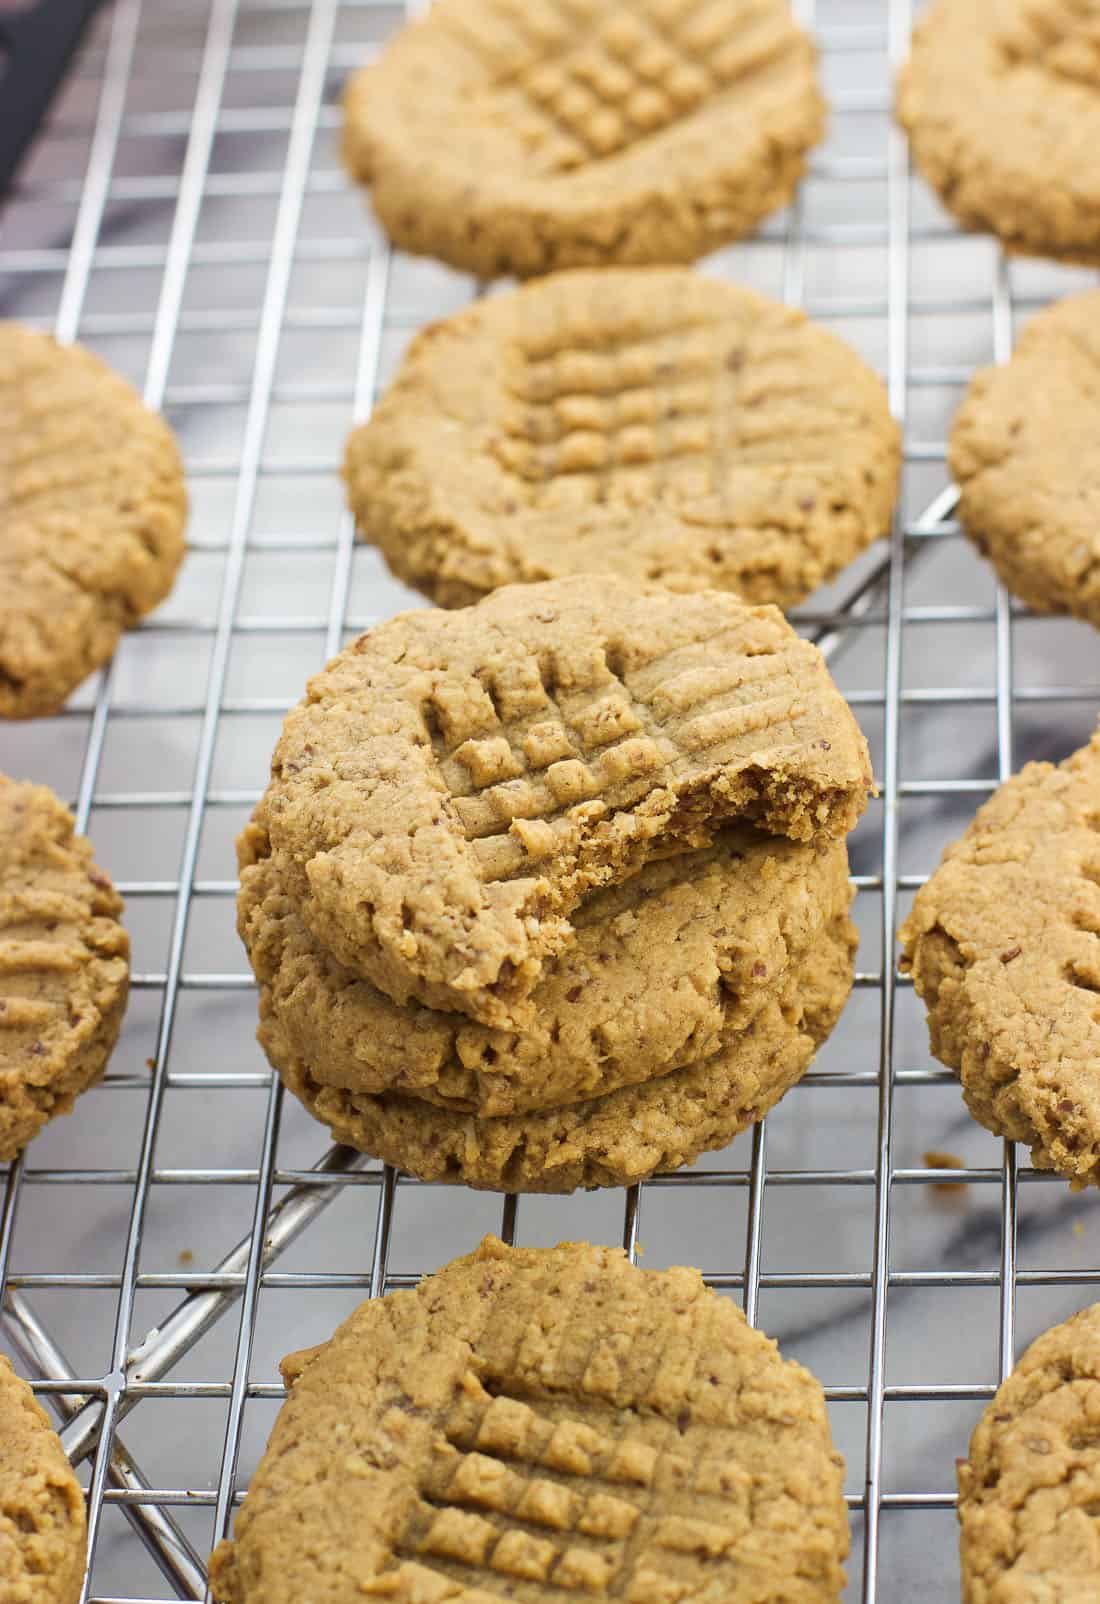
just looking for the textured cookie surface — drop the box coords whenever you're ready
[950,290,1100,627]
[0,776,130,1161]
[240,818,850,1115]
[346,269,900,611]
[255,577,870,1028]
[0,1354,86,1604]
[261,910,855,1192]
[0,323,188,719]
[897,0,1100,264]
[958,1302,1100,1602]
[342,0,824,277]
[899,728,1100,1188]
[209,1236,849,1602]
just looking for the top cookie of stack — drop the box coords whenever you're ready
[250,577,870,1032]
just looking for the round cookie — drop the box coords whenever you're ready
[0,1354,86,1604]
[0,775,130,1161]
[341,0,824,279]
[950,290,1100,628]
[255,576,871,1030]
[897,0,1100,264]
[260,910,855,1192]
[239,817,851,1116]
[345,268,900,610]
[899,727,1100,1188]
[209,1236,849,1603]
[0,323,188,719]
[958,1303,1100,1601]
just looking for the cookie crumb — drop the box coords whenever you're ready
[178,1249,194,1266]
[923,1149,968,1194]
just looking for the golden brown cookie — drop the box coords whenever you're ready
[260,908,855,1192]
[254,576,871,1030]
[345,268,901,611]
[0,323,188,720]
[209,1236,849,1603]
[239,817,851,1116]
[0,1354,86,1604]
[0,776,130,1162]
[897,0,1100,265]
[899,727,1100,1188]
[342,0,824,278]
[957,1302,1100,1602]
[950,290,1100,627]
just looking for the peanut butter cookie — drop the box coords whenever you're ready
[253,577,871,1029]
[209,1237,849,1603]
[342,0,824,277]
[950,290,1100,627]
[239,818,851,1116]
[897,0,1100,264]
[259,908,855,1192]
[0,1354,86,1604]
[958,1302,1100,1601]
[0,776,130,1162]
[0,324,188,720]
[899,727,1100,1188]
[345,268,900,610]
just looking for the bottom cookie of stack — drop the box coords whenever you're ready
[260,913,855,1194]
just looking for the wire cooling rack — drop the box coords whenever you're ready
[3,1,1100,1598]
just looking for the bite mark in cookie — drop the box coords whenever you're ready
[253,577,871,1028]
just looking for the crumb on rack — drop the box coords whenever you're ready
[923,1149,968,1195]
[178,1249,194,1266]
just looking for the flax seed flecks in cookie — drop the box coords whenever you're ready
[958,1302,1100,1601]
[250,576,871,1029]
[950,290,1100,628]
[342,0,825,277]
[0,323,187,719]
[899,726,1100,1188]
[897,0,1100,263]
[0,1354,86,1604]
[345,268,900,611]
[0,775,130,1161]
[209,1237,849,1602]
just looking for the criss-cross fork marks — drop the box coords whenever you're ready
[466,0,801,173]
[998,0,1100,86]
[392,1378,753,1602]
[0,887,94,1043]
[418,633,790,884]
[489,321,827,510]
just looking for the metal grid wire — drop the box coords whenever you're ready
[3,1,1100,1598]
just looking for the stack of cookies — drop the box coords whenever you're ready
[238,576,870,1192]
